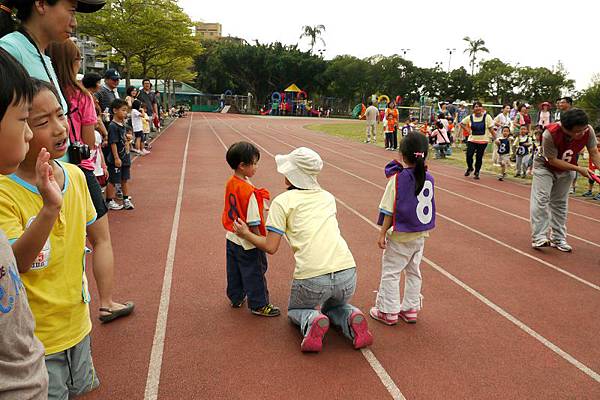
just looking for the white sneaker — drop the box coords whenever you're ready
[124,198,135,210]
[550,241,572,252]
[107,200,123,210]
[531,238,550,249]
[569,188,575,194]
[142,149,151,155]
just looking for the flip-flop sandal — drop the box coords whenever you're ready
[99,302,135,323]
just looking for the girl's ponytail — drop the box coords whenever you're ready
[413,152,426,196]
[399,132,429,196]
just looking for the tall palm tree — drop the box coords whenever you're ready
[299,25,326,53]
[463,36,489,75]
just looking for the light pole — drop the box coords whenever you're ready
[400,48,410,58]
[446,48,456,72]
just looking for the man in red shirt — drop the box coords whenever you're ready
[530,109,600,252]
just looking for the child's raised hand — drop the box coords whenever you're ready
[377,233,387,250]
[35,148,62,211]
[233,218,249,237]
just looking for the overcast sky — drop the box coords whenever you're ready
[179,0,597,91]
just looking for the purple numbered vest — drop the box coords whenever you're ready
[377,160,436,232]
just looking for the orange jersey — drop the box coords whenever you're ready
[222,175,270,236]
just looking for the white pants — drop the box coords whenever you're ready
[366,121,377,141]
[375,237,425,314]
[530,167,573,243]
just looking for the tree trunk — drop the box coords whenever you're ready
[124,55,131,88]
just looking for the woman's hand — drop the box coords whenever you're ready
[233,218,250,238]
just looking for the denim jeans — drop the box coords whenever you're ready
[288,268,358,340]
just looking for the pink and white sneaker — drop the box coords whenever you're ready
[349,311,374,349]
[397,309,418,324]
[300,314,329,352]
[369,307,398,326]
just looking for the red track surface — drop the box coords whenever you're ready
[82,114,600,400]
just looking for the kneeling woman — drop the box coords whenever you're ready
[234,147,374,353]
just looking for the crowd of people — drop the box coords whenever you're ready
[364,97,600,253]
[0,1,175,398]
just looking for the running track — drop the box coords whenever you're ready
[82,114,600,400]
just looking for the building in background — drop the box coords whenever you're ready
[195,22,222,40]
[72,34,110,74]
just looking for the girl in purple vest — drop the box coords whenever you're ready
[370,133,436,325]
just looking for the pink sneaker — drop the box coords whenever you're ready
[369,307,398,326]
[349,311,374,349]
[300,314,329,352]
[398,309,418,324]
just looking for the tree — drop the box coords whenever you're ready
[299,25,326,53]
[463,36,489,75]
[577,75,600,125]
[77,0,200,87]
[475,58,516,104]
[514,66,574,106]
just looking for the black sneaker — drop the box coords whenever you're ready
[251,304,281,317]
[474,172,480,180]
[464,168,473,177]
[230,297,246,308]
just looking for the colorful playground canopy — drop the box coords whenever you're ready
[284,83,302,92]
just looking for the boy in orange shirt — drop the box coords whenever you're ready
[222,141,280,316]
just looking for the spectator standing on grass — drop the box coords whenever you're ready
[537,102,553,127]
[530,109,600,252]
[48,39,135,324]
[430,120,451,159]
[385,100,399,150]
[364,100,379,143]
[460,101,496,180]
[555,96,572,122]
[513,124,533,178]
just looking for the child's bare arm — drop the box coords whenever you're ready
[378,214,393,249]
[234,219,282,255]
[12,149,62,272]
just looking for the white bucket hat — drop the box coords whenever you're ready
[275,147,323,190]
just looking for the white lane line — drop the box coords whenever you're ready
[221,117,600,292]
[144,114,194,400]
[335,196,600,385]
[205,114,406,400]
[280,122,600,221]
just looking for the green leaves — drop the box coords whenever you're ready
[77,0,201,84]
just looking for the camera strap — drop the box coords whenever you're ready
[18,29,79,143]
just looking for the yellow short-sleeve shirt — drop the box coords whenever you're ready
[461,113,495,143]
[266,189,355,280]
[0,161,96,355]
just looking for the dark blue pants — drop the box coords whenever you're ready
[226,240,269,309]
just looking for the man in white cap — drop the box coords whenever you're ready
[234,147,374,353]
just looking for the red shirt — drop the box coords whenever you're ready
[222,176,270,235]
[545,123,590,172]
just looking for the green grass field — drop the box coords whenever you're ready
[305,122,598,197]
